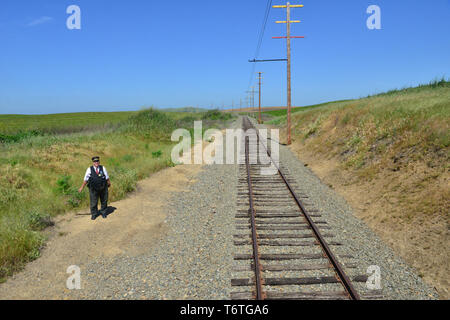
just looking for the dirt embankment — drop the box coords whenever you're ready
[267,84,449,299]
[288,142,449,299]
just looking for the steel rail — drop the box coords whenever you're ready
[245,134,265,300]
[243,117,360,300]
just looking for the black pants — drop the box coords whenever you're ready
[89,186,108,216]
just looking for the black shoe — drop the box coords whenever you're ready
[91,213,99,220]
[101,213,107,219]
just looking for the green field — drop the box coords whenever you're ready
[0,108,234,281]
[0,112,138,135]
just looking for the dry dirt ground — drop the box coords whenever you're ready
[0,164,203,300]
[289,143,449,300]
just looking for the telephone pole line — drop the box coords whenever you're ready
[246,86,257,111]
[273,1,305,145]
[252,86,255,111]
[257,72,263,124]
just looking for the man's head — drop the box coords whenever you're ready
[92,156,100,167]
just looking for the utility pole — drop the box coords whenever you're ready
[252,86,256,111]
[273,2,304,145]
[257,72,263,124]
[246,87,256,111]
[252,86,255,111]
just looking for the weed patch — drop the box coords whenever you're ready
[152,150,162,158]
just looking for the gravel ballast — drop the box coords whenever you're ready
[249,117,438,300]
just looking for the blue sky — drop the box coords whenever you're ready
[0,0,449,114]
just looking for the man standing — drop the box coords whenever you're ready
[78,156,111,220]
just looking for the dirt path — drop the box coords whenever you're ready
[0,164,203,300]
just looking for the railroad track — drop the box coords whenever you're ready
[231,117,379,300]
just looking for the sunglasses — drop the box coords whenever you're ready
[93,160,100,163]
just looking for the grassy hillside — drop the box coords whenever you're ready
[262,100,352,118]
[268,79,449,297]
[269,79,449,172]
[0,108,234,281]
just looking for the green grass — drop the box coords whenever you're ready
[263,100,353,118]
[266,79,449,126]
[271,79,449,217]
[0,108,235,281]
[270,80,450,156]
[0,111,138,135]
[201,109,233,121]
[367,77,449,98]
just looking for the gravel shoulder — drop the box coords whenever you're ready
[69,162,237,300]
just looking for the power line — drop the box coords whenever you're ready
[247,0,273,92]
[255,0,273,59]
